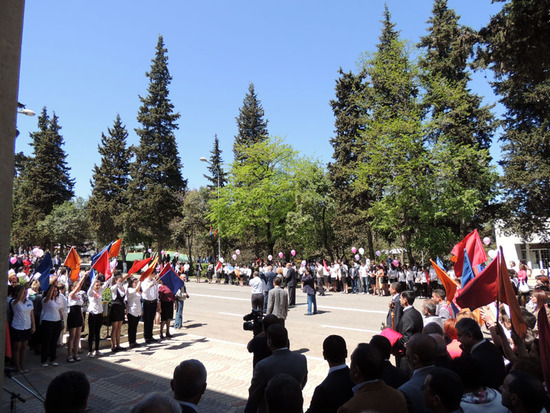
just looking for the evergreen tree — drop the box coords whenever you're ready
[233,82,269,162]
[88,114,131,245]
[203,134,227,189]
[12,107,74,247]
[356,6,429,263]
[418,0,497,239]
[479,0,550,237]
[328,68,374,259]
[128,35,187,251]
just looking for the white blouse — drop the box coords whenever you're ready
[126,287,142,317]
[11,299,33,330]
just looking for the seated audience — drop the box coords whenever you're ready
[265,373,303,413]
[131,392,181,413]
[171,359,207,412]
[423,367,464,413]
[44,371,90,413]
[369,335,409,389]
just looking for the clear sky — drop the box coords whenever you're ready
[16,0,504,199]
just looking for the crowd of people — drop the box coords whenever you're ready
[6,249,550,412]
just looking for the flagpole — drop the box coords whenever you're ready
[496,247,501,328]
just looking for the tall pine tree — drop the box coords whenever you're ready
[12,107,74,247]
[128,35,187,251]
[233,82,269,163]
[88,114,131,245]
[356,6,429,262]
[418,0,497,239]
[328,68,374,259]
[479,0,550,237]
[203,134,227,189]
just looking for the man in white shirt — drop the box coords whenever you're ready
[249,271,266,311]
[141,274,159,344]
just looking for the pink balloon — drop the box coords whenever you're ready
[291,250,296,256]
[278,252,284,259]
[161,250,165,255]
[10,257,17,264]
[392,260,399,267]
[376,250,381,257]
[351,247,357,254]
[232,254,237,260]
[483,237,491,246]
[354,254,360,261]
[268,255,273,261]
[235,249,241,255]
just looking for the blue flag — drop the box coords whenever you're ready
[160,266,185,295]
[436,257,445,271]
[461,249,475,288]
[226,263,234,272]
[35,252,53,292]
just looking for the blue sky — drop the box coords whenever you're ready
[16,0,504,199]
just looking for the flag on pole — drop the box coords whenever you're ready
[214,228,218,237]
[461,250,475,288]
[456,254,499,309]
[323,260,329,273]
[127,257,152,275]
[436,257,445,271]
[451,229,487,278]
[498,249,527,338]
[209,226,213,236]
[89,242,113,283]
[35,252,53,292]
[159,263,185,295]
[215,261,222,272]
[92,249,112,280]
[63,247,81,282]
[140,256,159,281]
[109,238,122,258]
[430,259,458,303]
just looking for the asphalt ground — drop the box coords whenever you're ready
[2,282,410,412]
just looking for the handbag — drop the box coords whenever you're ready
[518,280,529,293]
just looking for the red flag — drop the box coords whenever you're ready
[140,256,159,281]
[5,322,11,359]
[323,260,329,272]
[498,250,527,338]
[92,249,112,280]
[63,247,81,282]
[430,260,458,303]
[537,306,550,388]
[127,257,152,276]
[456,254,499,309]
[215,261,222,272]
[451,229,487,278]
[109,238,122,258]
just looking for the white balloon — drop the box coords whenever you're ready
[37,249,44,258]
[358,248,365,256]
[488,249,497,259]
[219,257,224,263]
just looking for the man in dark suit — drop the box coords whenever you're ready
[386,282,404,330]
[369,335,409,389]
[264,266,276,313]
[245,324,307,413]
[456,317,505,389]
[398,333,437,413]
[285,262,297,307]
[171,359,207,412]
[306,335,354,413]
[395,290,424,373]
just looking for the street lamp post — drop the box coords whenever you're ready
[200,157,221,261]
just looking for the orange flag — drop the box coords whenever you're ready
[498,249,527,338]
[63,247,81,282]
[109,238,122,258]
[140,256,159,282]
[430,259,458,303]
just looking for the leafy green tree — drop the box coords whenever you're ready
[418,0,497,239]
[233,82,269,163]
[203,134,227,189]
[38,198,90,252]
[479,0,550,237]
[12,108,74,247]
[88,115,131,246]
[286,161,336,258]
[211,137,296,256]
[128,35,187,251]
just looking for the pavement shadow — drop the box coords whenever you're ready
[184,323,207,329]
[2,350,247,413]
[294,348,311,355]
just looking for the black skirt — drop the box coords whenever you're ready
[10,327,32,342]
[67,305,83,329]
[109,302,125,323]
[160,301,174,321]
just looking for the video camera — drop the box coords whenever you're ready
[243,309,264,336]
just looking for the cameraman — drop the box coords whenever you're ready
[247,314,284,368]
[249,271,266,311]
